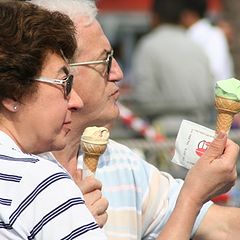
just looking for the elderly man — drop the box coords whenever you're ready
[33,0,240,239]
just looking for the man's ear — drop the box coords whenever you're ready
[2,98,19,112]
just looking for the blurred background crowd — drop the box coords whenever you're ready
[96,0,240,206]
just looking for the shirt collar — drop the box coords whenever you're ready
[0,130,23,152]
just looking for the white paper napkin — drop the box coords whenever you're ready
[172,120,216,169]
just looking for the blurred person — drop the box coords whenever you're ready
[32,0,240,239]
[129,0,214,135]
[0,1,107,239]
[180,0,234,82]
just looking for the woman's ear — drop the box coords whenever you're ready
[2,98,19,112]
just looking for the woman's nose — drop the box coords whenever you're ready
[67,89,83,111]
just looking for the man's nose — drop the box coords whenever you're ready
[108,58,124,82]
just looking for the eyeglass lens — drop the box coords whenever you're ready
[65,75,73,97]
[107,53,113,75]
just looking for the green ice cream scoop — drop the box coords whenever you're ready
[215,78,240,133]
[215,78,240,101]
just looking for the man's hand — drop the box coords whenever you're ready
[73,170,109,228]
[183,132,239,205]
[156,132,239,240]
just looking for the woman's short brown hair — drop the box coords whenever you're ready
[0,1,77,102]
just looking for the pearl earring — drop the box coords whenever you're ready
[13,105,18,111]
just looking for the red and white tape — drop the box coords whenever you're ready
[118,103,166,142]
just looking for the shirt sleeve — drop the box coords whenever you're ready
[141,164,213,239]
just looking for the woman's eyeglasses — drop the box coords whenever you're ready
[70,50,113,76]
[34,74,73,98]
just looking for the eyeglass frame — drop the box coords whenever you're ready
[34,74,74,98]
[70,50,113,76]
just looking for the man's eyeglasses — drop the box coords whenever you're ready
[34,74,73,98]
[70,50,113,76]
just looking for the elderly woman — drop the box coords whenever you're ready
[0,1,106,239]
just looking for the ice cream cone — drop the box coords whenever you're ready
[81,126,109,178]
[215,96,240,133]
[81,142,107,174]
[214,78,240,133]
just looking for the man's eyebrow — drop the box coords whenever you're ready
[98,49,112,59]
[104,49,112,54]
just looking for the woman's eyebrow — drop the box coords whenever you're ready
[61,65,69,75]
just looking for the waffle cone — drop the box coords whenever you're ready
[83,153,100,173]
[81,141,107,177]
[215,96,240,133]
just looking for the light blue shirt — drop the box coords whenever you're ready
[78,140,213,239]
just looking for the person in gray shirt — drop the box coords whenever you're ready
[130,0,214,134]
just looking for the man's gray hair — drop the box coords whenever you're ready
[31,0,97,25]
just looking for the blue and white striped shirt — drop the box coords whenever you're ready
[0,131,106,240]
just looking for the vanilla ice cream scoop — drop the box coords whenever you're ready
[215,78,240,133]
[81,126,109,145]
[81,126,109,178]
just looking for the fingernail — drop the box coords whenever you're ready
[217,131,226,139]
